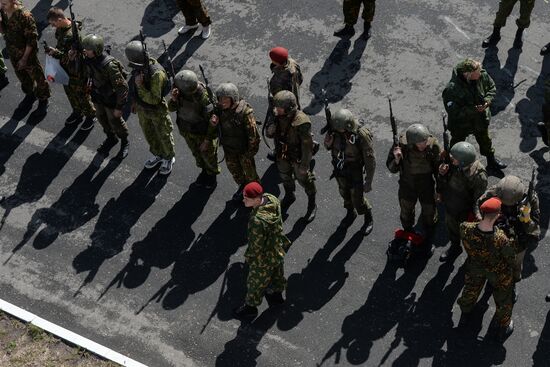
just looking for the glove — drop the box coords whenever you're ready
[519,205,531,223]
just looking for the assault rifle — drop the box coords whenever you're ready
[262,77,274,149]
[139,30,151,88]
[388,94,398,146]
[199,64,217,112]
[442,111,451,164]
[68,0,82,72]
[320,88,332,134]
[161,40,176,81]
[519,167,536,222]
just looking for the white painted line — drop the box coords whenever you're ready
[443,16,471,40]
[0,298,148,367]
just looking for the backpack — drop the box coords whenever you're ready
[101,55,129,80]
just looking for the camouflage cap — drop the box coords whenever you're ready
[457,58,480,73]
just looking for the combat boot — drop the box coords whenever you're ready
[266,150,276,162]
[362,22,372,40]
[341,208,357,227]
[482,26,501,48]
[304,193,317,223]
[513,27,525,49]
[495,320,514,343]
[232,184,245,202]
[233,304,258,320]
[97,135,118,154]
[334,24,355,38]
[19,94,36,109]
[118,139,130,159]
[265,291,285,307]
[34,99,49,116]
[541,42,550,56]
[203,173,217,190]
[458,311,472,328]
[362,209,374,236]
[281,190,296,209]
[65,111,83,126]
[439,244,463,262]
[0,74,9,92]
[546,293,550,302]
[486,154,507,170]
[80,116,96,131]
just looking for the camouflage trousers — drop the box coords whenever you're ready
[0,54,6,74]
[343,0,376,25]
[176,0,212,26]
[137,107,176,159]
[335,169,370,214]
[64,77,95,117]
[245,260,286,307]
[513,249,526,283]
[445,211,468,247]
[276,158,316,196]
[94,103,129,140]
[450,125,494,158]
[181,131,220,175]
[398,179,436,232]
[494,0,535,28]
[458,268,514,328]
[224,151,259,185]
[8,52,50,100]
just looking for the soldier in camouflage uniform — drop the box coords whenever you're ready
[386,123,441,254]
[0,0,50,111]
[210,83,260,201]
[324,108,375,235]
[457,197,516,342]
[477,175,540,283]
[233,182,291,319]
[125,40,176,175]
[334,0,375,39]
[0,52,8,92]
[438,142,488,262]
[442,58,507,170]
[168,70,219,188]
[82,34,130,159]
[266,90,317,222]
[482,0,535,49]
[175,0,212,39]
[46,7,96,130]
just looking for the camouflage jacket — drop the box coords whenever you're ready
[85,54,129,110]
[0,6,38,61]
[245,193,291,266]
[439,160,487,217]
[218,99,260,155]
[168,82,216,138]
[271,110,313,167]
[269,58,303,108]
[52,21,83,76]
[130,58,168,111]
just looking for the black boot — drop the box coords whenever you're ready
[458,311,472,328]
[204,173,217,190]
[80,116,96,131]
[233,304,258,319]
[482,26,501,48]
[362,22,372,40]
[495,320,514,343]
[118,139,130,159]
[19,93,36,109]
[541,42,550,56]
[341,208,357,227]
[546,293,550,302]
[281,190,296,209]
[0,74,9,92]
[265,292,285,307]
[362,209,373,236]
[486,153,507,170]
[34,99,49,116]
[513,27,525,49]
[97,135,119,154]
[266,150,276,162]
[304,193,317,222]
[232,184,245,202]
[334,24,355,38]
[193,170,208,187]
[439,244,463,262]
[65,111,83,126]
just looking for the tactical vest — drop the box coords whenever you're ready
[87,54,127,107]
[130,62,168,110]
[176,83,209,135]
[443,160,486,216]
[330,128,370,175]
[269,58,303,108]
[219,100,252,153]
[399,135,438,176]
[274,111,311,161]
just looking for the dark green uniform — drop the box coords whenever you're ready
[244,193,291,307]
[168,82,219,175]
[0,5,50,100]
[269,58,303,109]
[442,65,497,158]
[457,222,515,329]
[493,0,535,28]
[386,135,441,233]
[176,0,211,27]
[343,0,376,26]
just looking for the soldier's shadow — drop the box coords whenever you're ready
[532,308,550,367]
[140,0,180,38]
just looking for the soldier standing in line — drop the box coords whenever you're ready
[175,0,211,39]
[125,40,176,175]
[168,70,219,188]
[210,83,260,201]
[386,123,441,254]
[45,7,96,130]
[442,58,507,171]
[0,53,8,92]
[482,0,536,49]
[0,0,50,112]
[334,0,375,39]
[438,142,488,262]
[323,108,375,235]
[233,182,291,319]
[457,197,516,342]
[82,34,130,158]
[266,90,317,222]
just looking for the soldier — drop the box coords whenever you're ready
[537,76,549,146]
[233,182,291,319]
[442,58,507,170]
[82,34,130,158]
[168,70,219,188]
[457,197,516,342]
[0,53,8,92]
[45,7,96,130]
[334,0,375,39]
[482,0,536,49]
[438,142,488,262]
[0,0,50,111]
[175,0,211,39]
[323,108,375,235]
[266,90,317,222]
[386,123,441,253]
[125,40,176,175]
[477,175,540,283]
[210,83,260,201]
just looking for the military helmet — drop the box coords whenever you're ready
[495,175,525,206]
[405,123,430,144]
[174,70,199,94]
[330,108,358,133]
[82,34,104,55]
[273,90,297,113]
[124,40,147,68]
[450,142,476,166]
[215,83,239,102]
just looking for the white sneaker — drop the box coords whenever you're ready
[178,24,199,34]
[144,155,163,169]
[201,25,211,39]
[159,157,175,175]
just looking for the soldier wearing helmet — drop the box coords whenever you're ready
[82,33,130,158]
[324,108,375,235]
[168,70,219,188]
[386,123,441,254]
[210,83,260,201]
[437,142,488,262]
[266,90,317,222]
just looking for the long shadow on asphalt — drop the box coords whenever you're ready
[140,0,180,39]
[532,308,550,367]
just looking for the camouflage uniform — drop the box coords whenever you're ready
[51,22,95,117]
[343,0,376,26]
[386,134,441,233]
[0,6,50,100]
[269,57,303,109]
[493,0,535,28]
[244,193,291,307]
[131,58,175,160]
[175,0,211,27]
[218,100,260,185]
[457,222,515,328]
[168,82,219,175]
